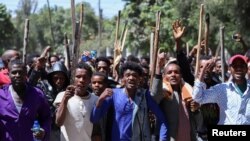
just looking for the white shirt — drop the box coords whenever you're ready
[9,86,23,113]
[54,91,98,141]
[193,80,250,125]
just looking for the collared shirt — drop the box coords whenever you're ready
[0,84,51,141]
[91,88,168,141]
[193,80,250,125]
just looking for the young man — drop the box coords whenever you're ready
[193,54,250,124]
[91,61,168,141]
[0,59,51,141]
[54,62,98,141]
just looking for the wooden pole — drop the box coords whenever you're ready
[220,26,225,82]
[23,19,29,65]
[47,0,55,44]
[150,31,154,74]
[77,3,84,56]
[98,0,102,49]
[64,33,71,71]
[204,13,210,55]
[70,0,76,44]
[186,42,189,57]
[71,21,80,83]
[194,4,204,78]
[113,11,121,77]
[150,11,161,90]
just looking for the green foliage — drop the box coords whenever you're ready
[121,0,250,56]
[0,4,16,54]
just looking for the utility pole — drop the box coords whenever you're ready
[98,0,103,49]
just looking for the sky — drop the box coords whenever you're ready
[0,0,126,19]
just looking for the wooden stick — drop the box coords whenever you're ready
[220,26,225,82]
[204,13,210,55]
[186,42,189,57]
[113,11,121,77]
[70,0,76,43]
[77,3,84,60]
[71,21,80,83]
[194,4,204,78]
[150,11,161,90]
[64,33,71,71]
[150,31,154,74]
[23,19,29,65]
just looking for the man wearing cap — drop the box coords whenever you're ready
[193,54,250,124]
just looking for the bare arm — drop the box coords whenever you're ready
[55,85,75,126]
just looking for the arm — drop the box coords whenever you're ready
[146,92,168,141]
[37,90,52,141]
[172,20,195,86]
[90,88,113,123]
[55,85,75,126]
[150,52,166,104]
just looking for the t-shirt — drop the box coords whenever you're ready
[54,91,98,141]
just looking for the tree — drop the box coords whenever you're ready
[0,4,16,54]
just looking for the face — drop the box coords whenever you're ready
[199,60,211,80]
[50,56,59,66]
[52,72,66,90]
[122,69,140,90]
[163,64,181,87]
[74,68,91,94]
[96,61,109,76]
[140,67,150,88]
[230,59,247,81]
[9,64,27,88]
[214,60,222,74]
[91,75,107,96]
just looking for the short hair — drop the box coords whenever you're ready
[76,61,93,77]
[126,55,140,63]
[8,59,26,71]
[92,72,108,82]
[95,56,111,67]
[200,55,212,61]
[120,61,143,76]
[163,61,181,74]
[140,56,150,63]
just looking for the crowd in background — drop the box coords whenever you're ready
[1,20,250,141]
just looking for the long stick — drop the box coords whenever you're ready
[204,13,210,55]
[220,26,225,82]
[71,21,80,83]
[150,11,161,90]
[194,4,204,78]
[150,31,154,74]
[186,42,189,57]
[113,11,121,77]
[64,33,71,71]
[70,0,76,44]
[23,19,29,65]
[77,3,84,58]
[47,0,55,44]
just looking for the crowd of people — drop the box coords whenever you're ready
[0,20,250,141]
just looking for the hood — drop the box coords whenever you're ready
[47,62,70,88]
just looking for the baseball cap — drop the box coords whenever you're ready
[229,54,248,65]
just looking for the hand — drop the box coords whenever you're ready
[34,57,46,70]
[96,88,113,107]
[99,88,113,101]
[184,97,200,112]
[63,85,75,102]
[157,52,167,70]
[172,20,185,41]
[32,128,45,140]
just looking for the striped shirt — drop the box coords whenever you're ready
[192,79,250,125]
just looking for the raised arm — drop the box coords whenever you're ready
[54,85,75,126]
[150,52,166,104]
